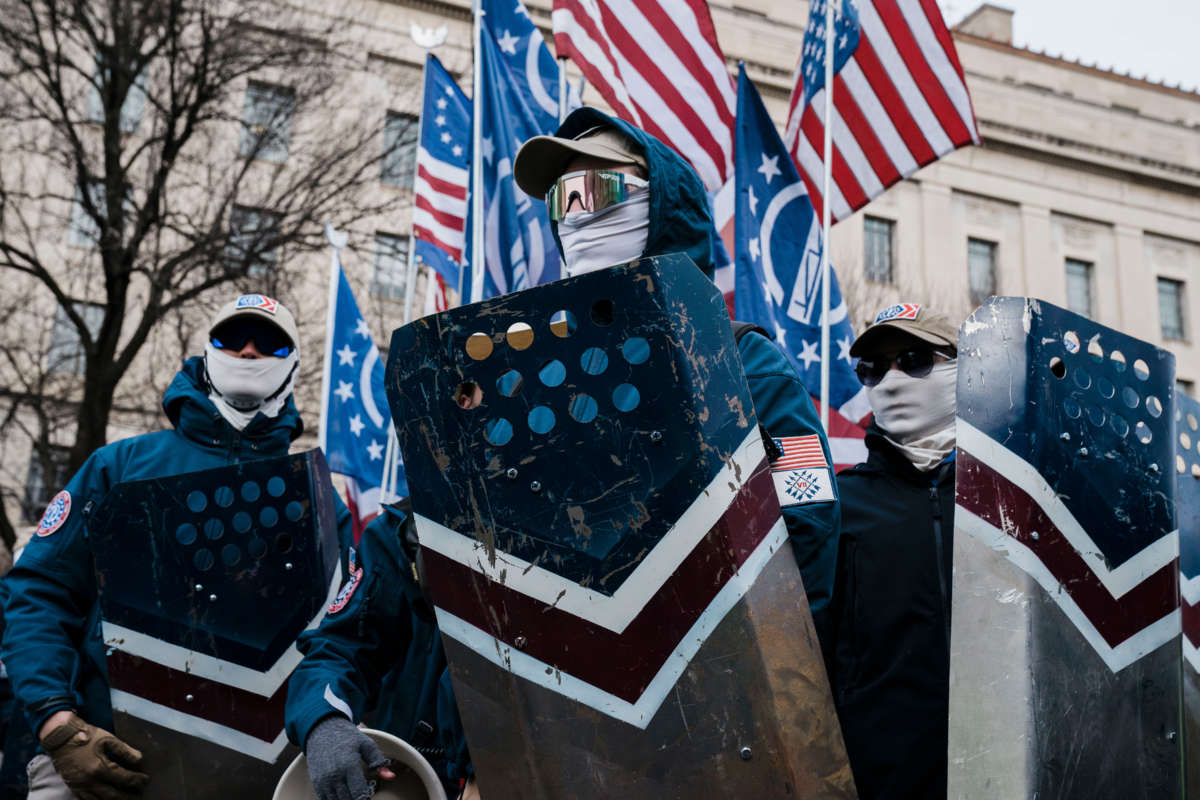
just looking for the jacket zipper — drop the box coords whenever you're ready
[930,486,951,648]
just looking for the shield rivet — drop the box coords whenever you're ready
[649,430,664,443]
[194,584,203,592]
[1060,432,1071,441]
[1168,730,1178,742]
[530,481,542,493]
[506,467,519,480]
[514,635,528,649]
[739,746,752,761]
[1030,531,1040,541]
[185,694,194,703]
[1149,463,1160,473]
[209,594,218,602]
[1077,447,1089,457]
[285,562,294,571]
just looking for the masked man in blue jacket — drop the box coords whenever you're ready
[2,294,352,800]
[287,108,839,800]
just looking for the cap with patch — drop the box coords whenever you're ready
[849,303,958,358]
[514,126,649,198]
[208,294,299,350]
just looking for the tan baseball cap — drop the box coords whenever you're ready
[514,126,648,198]
[850,303,958,358]
[208,294,299,350]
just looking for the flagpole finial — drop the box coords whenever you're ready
[411,22,449,49]
[325,223,349,250]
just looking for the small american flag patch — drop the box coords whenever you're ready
[771,434,828,471]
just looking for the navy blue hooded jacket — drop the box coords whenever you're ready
[284,107,841,784]
[1,357,352,738]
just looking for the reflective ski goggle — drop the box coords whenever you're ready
[211,318,294,358]
[546,169,649,221]
[854,347,955,387]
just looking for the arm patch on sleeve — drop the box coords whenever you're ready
[36,491,72,537]
[770,436,835,506]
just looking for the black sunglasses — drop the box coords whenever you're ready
[211,318,293,358]
[854,347,954,387]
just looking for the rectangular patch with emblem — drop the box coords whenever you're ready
[771,434,828,471]
[235,293,278,314]
[874,303,921,323]
[773,467,836,507]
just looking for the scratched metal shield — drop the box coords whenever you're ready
[90,450,342,799]
[949,296,1180,798]
[1177,391,1200,798]
[385,254,855,799]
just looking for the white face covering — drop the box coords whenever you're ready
[204,342,299,431]
[868,360,958,469]
[556,190,650,277]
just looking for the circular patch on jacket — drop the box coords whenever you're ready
[36,491,71,537]
[328,568,363,614]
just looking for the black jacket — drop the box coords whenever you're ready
[827,425,955,800]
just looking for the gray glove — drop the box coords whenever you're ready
[305,716,389,800]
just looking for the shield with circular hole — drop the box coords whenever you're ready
[949,296,1180,799]
[385,253,855,799]
[1176,390,1200,795]
[89,449,341,800]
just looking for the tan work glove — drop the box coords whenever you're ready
[40,713,149,800]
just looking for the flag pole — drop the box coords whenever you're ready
[558,57,568,122]
[468,0,486,304]
[818,0,835,434]
[402,56,431,326]
[319,224,344,455]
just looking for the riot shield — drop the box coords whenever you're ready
[1179,392,1200,798]
[385,254,855,799]
[90,449,342,799]
[949,296,1180,798]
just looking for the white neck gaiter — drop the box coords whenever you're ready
[556,190,650,277]
[204,343,299,431]
[868,360,958,470]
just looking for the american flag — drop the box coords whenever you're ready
[414,54,471,290]
[551,0,735,192]
[783,0,979,222]
[772,434,828,470]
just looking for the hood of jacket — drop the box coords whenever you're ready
[163,356,303,452]
[550,107,716,276]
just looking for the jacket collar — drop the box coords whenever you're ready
[862,422,955,486]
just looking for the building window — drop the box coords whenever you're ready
[1065,258,1093,318]
[239,81,296,163]
[227,206,282,277]
[23,445,71,523]
[68,180,106,247]
[47,301,105,376]
[1158,278,1186,341]
[1178,379,1194,399]
[864,216,894,283]
[382,112,419,188]
[86,55,147,133]
[372,233,409,300]
[967,238,997,305]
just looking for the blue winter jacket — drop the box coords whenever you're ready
[0,357,352,737]
[285,504,470,795]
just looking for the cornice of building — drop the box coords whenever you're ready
[952,30,1200,101]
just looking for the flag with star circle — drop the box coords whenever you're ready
[732,65,869,424]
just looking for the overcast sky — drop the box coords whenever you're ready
[936,0,1200,93]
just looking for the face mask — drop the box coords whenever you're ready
[204,342,299,430]
[867,359,957,443]
[556,190,650,277]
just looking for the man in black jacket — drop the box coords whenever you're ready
[827,303,960,800]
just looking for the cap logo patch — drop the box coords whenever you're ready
[875,303,921,324]
[36,490,71,537]
[235,294,278,314]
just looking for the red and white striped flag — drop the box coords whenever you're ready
[784,0,979,222]
[551,0,735,192]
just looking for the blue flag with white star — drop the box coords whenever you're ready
[482,0,579,134]
[733,65,868,422]
[321,256,407,531]
[465,25,561,301]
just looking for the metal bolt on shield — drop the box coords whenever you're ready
[739,747,752,761]
[649,430,663,443]
[530,481,542,493]
[514,635,528,649]
[506,467,518,480]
